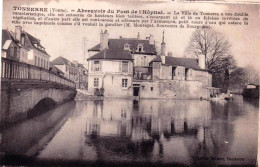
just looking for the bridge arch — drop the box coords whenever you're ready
[27,97,56,117]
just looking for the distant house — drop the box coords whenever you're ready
[73,61,88,89]
[1,29,21,61]
[51,56,79,83]
[49,63,65,76]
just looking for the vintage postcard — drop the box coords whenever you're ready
[0,0,259,166]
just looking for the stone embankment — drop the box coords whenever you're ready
[74,89,103,101]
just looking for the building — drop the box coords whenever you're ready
[2,26,51,70]
[2,29,21,61]
[51,56,79,83]
[73,61,88,89]
[49,63,65,76]
[51,56,88,89]
[88,30,136,98]
[87,30,212,99]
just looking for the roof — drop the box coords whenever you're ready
[24,31,49,55]
[49,63,65,74]
[2,30,20,48]
[88,38,157,55]
[87,49,133,61]
[151,56,209,71]
[51,56,76,67]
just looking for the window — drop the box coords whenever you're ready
[35,56,37,65]
[151,87,153,91]
[37,57,40,66]
[122,79,128,88]
[122,61,128,72]
[13,47,17,58]
[137,43,143,52]
[94,78,99,87]
[138,46,142,52]
[94,61,100,71]
[124,43,130,51]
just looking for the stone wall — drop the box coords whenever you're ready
[193,70,212,87]
[139,80,209,99]
[103,74,133,98]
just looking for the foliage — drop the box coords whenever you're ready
[185,28,236,90]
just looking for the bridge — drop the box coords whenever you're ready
[1,58,77,125]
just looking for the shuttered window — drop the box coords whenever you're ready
[94,61,100,71]
[122,61,128,72]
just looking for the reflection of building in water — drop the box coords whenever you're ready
[85,99,211,140]
[84,100,214,162]
[85,100,132,137]
[83,99,249,164]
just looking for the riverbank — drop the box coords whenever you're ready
[74,89,104,101]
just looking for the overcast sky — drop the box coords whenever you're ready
[2,0,260,70]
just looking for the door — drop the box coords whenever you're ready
[133,87,139,96]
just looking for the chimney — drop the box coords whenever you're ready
[168,52,172,57]
[137,32,140,39]
[73,60,79,67]
[161,55,165,64]
[198,54,206,69]
[149,34,154,44]
[161,31,166,56]
[100,30,109,50]
[15,26,22,42]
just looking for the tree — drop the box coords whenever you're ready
[230,66,259,89]
[185,28,236,90]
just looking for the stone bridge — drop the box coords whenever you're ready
[1,58,76,125]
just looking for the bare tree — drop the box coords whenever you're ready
[185,28,236,89]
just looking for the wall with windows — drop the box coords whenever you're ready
[133,54,156,67]
[88,60,133,74]
[32,49,50,69]
[88,59,133,97]
[19,47,29,64]
[103,74,133,98]
[2,43,20,61]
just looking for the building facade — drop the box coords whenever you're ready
[51,56,79,83]
[88,30,212,99]
[2,29,21,61]
[51,56,88,89]
[2,26,51,70]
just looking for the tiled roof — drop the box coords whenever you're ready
[25,31,49,55]
[88,49,133,61]
[151,56,209,71]
[88,38,157,55]
[2,30,20,48]
[51,56,76,67]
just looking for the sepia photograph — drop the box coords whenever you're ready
[0,0,259,166]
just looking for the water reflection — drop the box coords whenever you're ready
[0,95,258,166]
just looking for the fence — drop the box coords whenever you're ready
[1,57,76,88]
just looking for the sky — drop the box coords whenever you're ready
[2,0,260,70]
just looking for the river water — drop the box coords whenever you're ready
[0,95,258,166]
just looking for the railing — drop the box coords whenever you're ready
[1,57,76,88]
